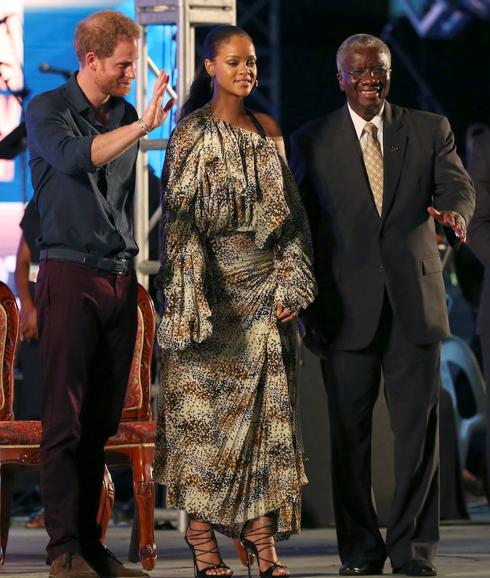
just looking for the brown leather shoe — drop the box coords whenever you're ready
[49,553,100,578]
[86,548,148,577]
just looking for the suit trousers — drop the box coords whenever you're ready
[36,259,138,562]
[321,295,440,567]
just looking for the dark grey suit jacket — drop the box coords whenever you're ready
[290,102,475,350]
[467,129,490,336]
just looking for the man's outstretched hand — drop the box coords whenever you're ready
[427,207,466,243]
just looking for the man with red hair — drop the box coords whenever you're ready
[26,10,174,578]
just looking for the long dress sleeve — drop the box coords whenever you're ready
[273,162,317,314]
[156,128,212,351]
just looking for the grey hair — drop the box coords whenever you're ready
[336,34,391,72]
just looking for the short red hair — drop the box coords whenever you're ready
[74,10,140,63]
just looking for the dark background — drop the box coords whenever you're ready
[276,0,489,155]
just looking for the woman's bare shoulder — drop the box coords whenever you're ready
[252,111,283,138]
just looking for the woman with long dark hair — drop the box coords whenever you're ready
[155,25,316,578]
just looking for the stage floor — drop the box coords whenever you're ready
[1,510,489,578]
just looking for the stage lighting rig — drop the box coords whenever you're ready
[400,0,490,38]
[400,0,470,38]
[460,0,490,19]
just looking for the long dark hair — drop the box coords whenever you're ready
[179,25,252,120]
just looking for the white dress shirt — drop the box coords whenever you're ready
[347,103,385,156]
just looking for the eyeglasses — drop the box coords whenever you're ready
[341,67,391,80]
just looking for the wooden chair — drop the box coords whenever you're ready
[0,280,21,563]
[103,284,157,569]
[0,281,157,570]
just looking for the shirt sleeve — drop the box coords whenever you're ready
[26,93,96,175]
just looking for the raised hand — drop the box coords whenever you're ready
[140,69,176,133]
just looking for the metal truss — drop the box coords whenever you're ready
[237,0,280,119]
[133,0,237,532]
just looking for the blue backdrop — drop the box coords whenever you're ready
[0,1,176,203]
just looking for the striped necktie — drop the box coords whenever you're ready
[361,122,383,216]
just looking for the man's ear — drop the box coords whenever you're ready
[336,72,345,93]
[85,51,97,70]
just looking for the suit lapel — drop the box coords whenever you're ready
[320,106,376,211]
[334,106,367,184]
[382,102,408,224]
[315,105,407,223]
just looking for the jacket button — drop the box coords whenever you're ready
[379,265,384,273]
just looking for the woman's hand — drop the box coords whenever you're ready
[276,303,296,324]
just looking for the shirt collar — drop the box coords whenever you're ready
[64,73,91,114]
[64,72,126,127]
[347,102,385,141]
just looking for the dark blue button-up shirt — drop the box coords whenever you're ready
[26,73,139,258]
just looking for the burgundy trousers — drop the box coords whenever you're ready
[36,259,137,562]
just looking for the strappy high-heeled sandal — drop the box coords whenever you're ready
[239,515,289,578]
[233,538,255,567]
[185,520,233,578]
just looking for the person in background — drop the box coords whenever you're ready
[467,125,490,502]
[290,33,474,577]
[15,199,42,417]
[25,10,174,578]
[155,25,316,578]
[14,198,46,528]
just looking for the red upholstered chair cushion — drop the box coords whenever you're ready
[105,421,156,447]
[0,421,43,446]
[0,421,155,448]
[0,422,155,447]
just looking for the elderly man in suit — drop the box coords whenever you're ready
[290,34,474,577]
[467,127,490,501]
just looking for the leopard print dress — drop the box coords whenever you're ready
[154,103,317,539]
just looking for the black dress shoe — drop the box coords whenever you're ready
[393,560,437,576]
[339,561,384,575]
